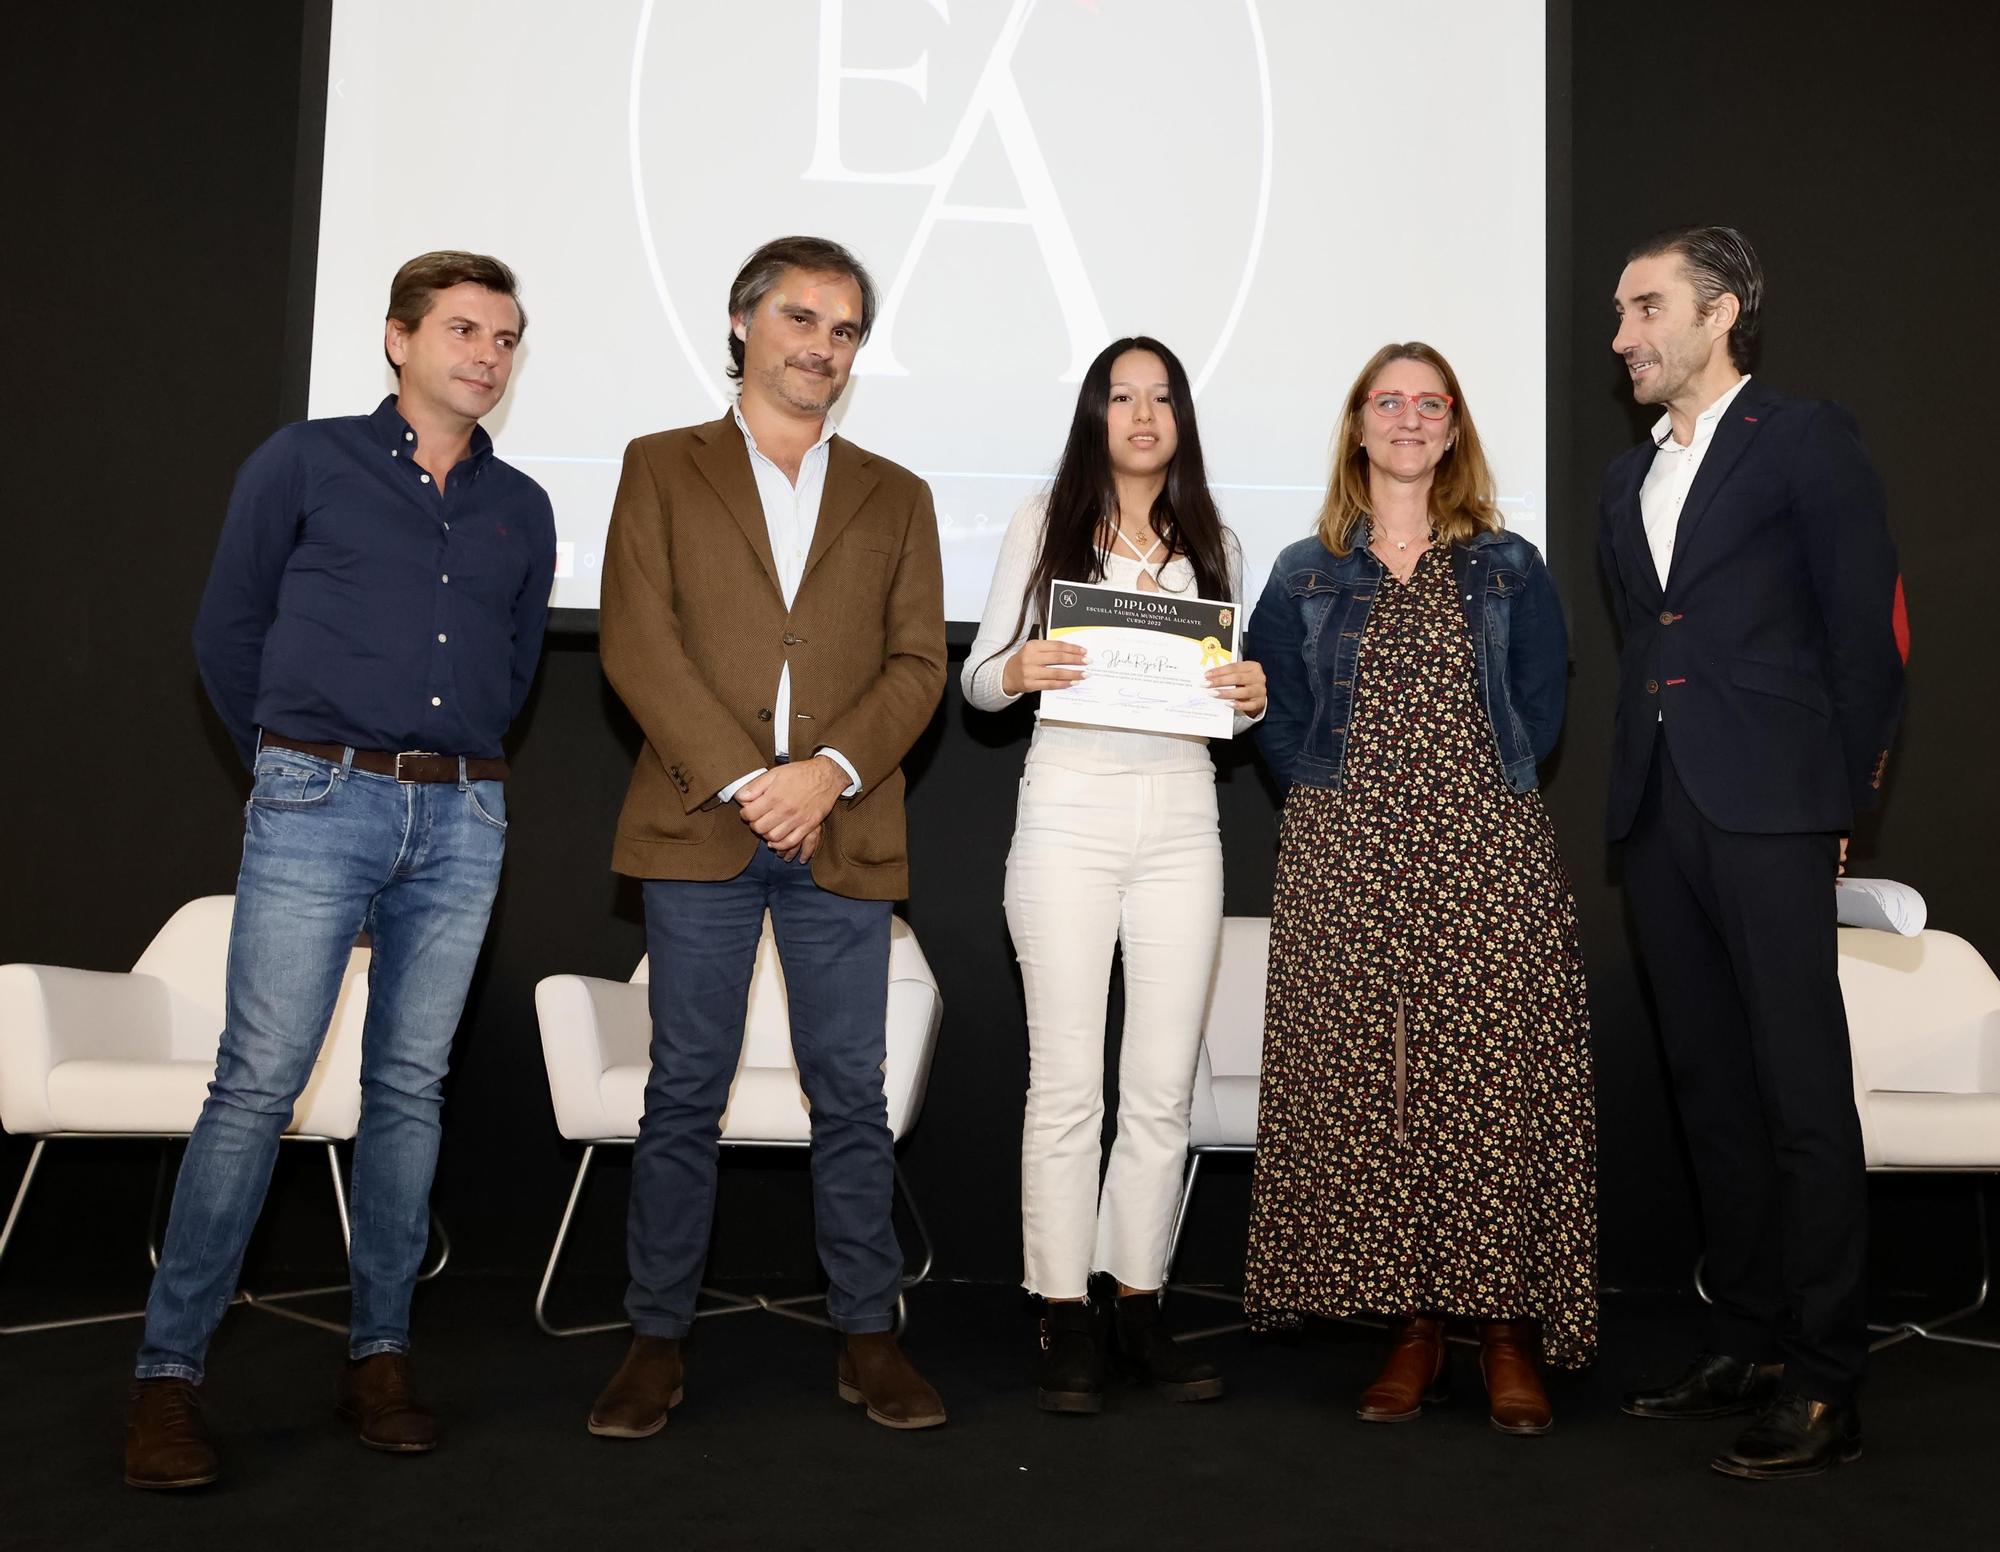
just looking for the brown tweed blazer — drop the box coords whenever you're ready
[599,413,945,900]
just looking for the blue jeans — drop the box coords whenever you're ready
[135,745,507,1382]
[627,846,899,1336]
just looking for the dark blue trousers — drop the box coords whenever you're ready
[1622,737,1866,1403]
[625,845,899,1335]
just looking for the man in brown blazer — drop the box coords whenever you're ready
[588,236,947,1437]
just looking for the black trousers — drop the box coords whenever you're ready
[1621,736,1867,1402]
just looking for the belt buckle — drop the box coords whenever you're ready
[394,750,440,784]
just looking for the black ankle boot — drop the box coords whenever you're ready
[1114,1292,1224,1401]
[1036,1300,1105,1414]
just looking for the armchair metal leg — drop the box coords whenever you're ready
[1869,1183,1997,1352]
[2,1135,449,1339]
[536,1145,630,1337]
[0,1141,146,1336]
[1162,1154,1250,1338]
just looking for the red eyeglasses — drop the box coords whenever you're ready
[1367,390,1454,420]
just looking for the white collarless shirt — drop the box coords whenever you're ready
[717,405,860,802]
[1639,373,1750,590]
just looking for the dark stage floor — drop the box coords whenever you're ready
[2,1275,1992,1550]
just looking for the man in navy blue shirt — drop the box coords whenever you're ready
[125,252,555,1490]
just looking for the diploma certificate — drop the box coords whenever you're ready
[1037,580,1240,739]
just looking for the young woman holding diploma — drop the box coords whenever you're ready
[963,337,1266,1413]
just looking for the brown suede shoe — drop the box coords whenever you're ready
[587,1336,686,1439]
[836,1332,947,1430]
[1356,1316,1450,1422]
[335,1353,439,1452]
[124,1378,219,1490]
[1479,1320,1553,1435]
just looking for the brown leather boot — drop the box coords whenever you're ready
[124,1378,220,1490]
[335,1353,439,1452]
[1479,1320,1553,1435]
[587,1336,685,1439]
[1356,1316,1451,1422]
[837,1332,947,1430]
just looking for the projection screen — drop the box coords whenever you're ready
[307,0,1545,621]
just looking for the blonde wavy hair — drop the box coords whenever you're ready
[1315,341,1501,556]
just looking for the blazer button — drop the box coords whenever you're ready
[1658,609,1675,625]
[782,632,802,646]
[1645,679,1660,694]
[757,708,772,721]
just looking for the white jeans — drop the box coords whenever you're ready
[1004,763,1224,1299]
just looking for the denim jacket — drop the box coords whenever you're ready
[1244,527,1567,795]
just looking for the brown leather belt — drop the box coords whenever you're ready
[261,733,509,783]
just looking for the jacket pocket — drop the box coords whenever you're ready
[833,769,906,867]
[1728,657,1833,717]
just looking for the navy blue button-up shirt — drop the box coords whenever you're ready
[195,396,557,767]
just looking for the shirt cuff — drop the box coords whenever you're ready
[718,767,767,804]
[816,747,863,797]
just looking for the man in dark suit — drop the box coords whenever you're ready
[588,236,947,1438]
[1599,226,1903,1479]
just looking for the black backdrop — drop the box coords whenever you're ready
[4,3,1994,1306]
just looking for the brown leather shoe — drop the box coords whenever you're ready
[1479,1320,1553,1435]
[1357,1316,1451,1422]
[587,1336,685,1439]
[124,1378,219,1490]
[837,1332,947,1430]
[335,1353,439,1452]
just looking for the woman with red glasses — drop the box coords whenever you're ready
[1240,341,1595,1434]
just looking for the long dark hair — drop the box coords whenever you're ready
[992,336,1231,662]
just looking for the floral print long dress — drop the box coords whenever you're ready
[1242,544,1598,1368]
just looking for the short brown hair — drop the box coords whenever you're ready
[725,236,876,381]
[383,251,524,375]
[1316,341,1501,557]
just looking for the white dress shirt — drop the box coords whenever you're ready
[716,405,860,802]
[1639,373,1751,590]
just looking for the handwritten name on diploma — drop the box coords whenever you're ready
[1092,647,1180,676]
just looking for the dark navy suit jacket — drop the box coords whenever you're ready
[1598,378,1903,839]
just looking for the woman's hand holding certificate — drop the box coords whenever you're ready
[1208,657,1267,719]
[1002,637,1087,696]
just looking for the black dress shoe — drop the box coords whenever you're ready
[1620,1352,1782,1420]
[1711,1393,1862,1480]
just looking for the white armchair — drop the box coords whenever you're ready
[0,895,440,1336]
[1839,926,2000,1350]
[533,912,942,1336]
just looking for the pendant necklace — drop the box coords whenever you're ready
[1113,524,1165,585]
